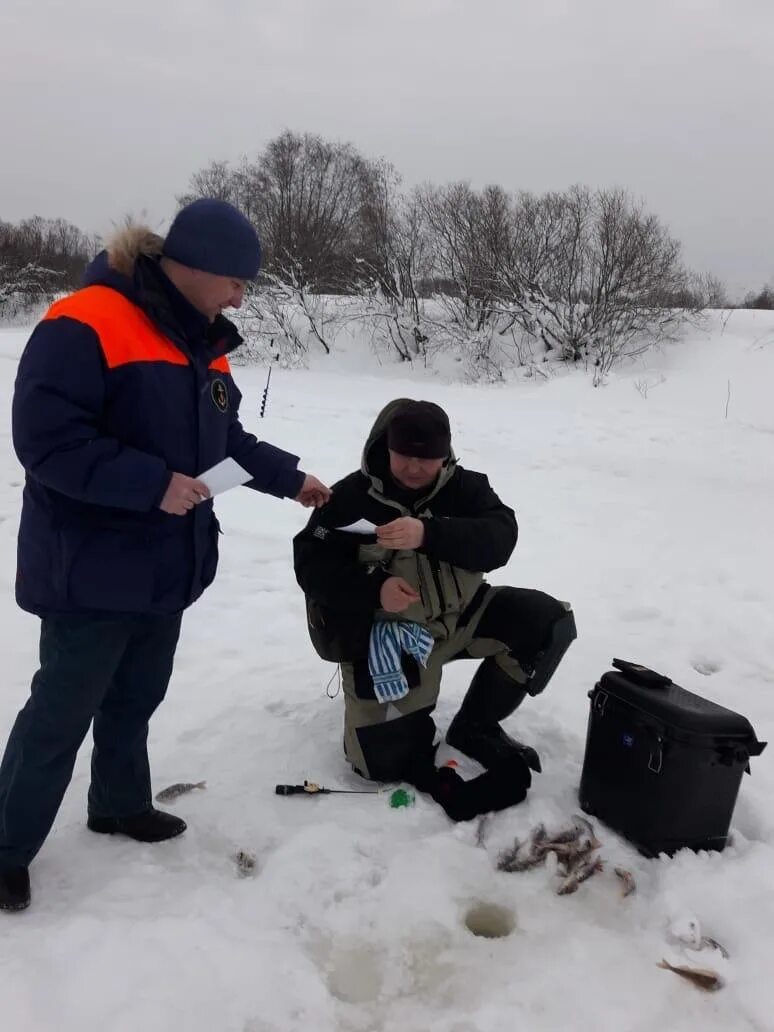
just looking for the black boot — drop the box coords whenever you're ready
[447,608,577,772]
[0,866,31,912]
[446,657,542,773]
[88,808,186,843]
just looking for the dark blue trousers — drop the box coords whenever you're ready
[0,611,182,869]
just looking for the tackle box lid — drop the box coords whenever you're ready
[593,659,766,750]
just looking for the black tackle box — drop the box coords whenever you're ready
[579,659,767,856]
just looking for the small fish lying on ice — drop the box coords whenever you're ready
[497,823,549,872]
[614,867,636,898]
[554,821,605,895]
[657,959,724,992]
[155,780,206,803]
[692,936,730,960]
[557,855,604,895]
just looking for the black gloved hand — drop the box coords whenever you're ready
[427,754,532,822]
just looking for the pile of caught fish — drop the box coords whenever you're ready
[496,815,634,898]
[496,818,729,992]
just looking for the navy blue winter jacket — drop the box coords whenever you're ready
[12,226,304,615]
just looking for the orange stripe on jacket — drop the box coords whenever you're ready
[44,286,190,369]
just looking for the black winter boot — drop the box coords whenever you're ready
[0,866,31,911]
[429,754,532,821]
[88,808,186,843]
[446,657,542,773]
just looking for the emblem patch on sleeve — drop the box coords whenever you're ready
[211,379,229,413]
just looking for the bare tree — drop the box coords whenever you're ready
[253,131,369,288]
[692,272,728,309]
[742,284,774,309]
[177,160,239,207]
[351,186,434,363]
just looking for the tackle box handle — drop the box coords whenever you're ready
[611,658,672,689]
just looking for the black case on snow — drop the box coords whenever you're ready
[579,659,766,856]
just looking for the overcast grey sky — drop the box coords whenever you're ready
[1,0,772,296]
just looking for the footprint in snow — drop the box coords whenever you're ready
[692,658,723,676]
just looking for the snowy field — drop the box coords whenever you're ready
[0,312,772,1032]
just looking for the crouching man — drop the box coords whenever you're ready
[293,399,576,820]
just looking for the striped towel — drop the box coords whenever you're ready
[368,620,434,704]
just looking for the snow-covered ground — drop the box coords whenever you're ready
[0,311,772,1031]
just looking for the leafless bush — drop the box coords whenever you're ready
[236,281,327,368]
[0,216,95,318]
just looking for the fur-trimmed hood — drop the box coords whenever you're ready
[82,221,164,295]
[105,222,164,278]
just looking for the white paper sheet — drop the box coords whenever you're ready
[197,457,252,496]
[336,518,378,535]
[434,742,486,781]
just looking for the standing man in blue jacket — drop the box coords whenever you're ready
[0,199,330,911]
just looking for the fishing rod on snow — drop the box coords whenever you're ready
[275,779,415,808]
[275,780,378,796]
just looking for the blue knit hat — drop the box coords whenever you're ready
[162,198,262,279]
